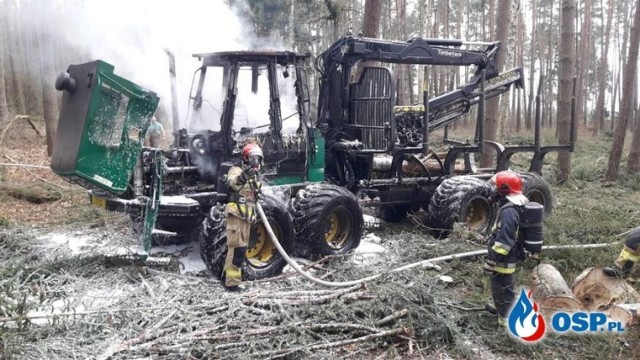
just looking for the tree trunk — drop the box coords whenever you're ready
[422,0,432,101]
[418,0,426,97]
[324,0,349,40]
[456,0,462,91]
[556,0,576,183]
[489,0,495,42]
[594,0,614,135]
[607,0,640,178]
[37,4,59,156]
[616,0,631,131]
[545,0,556,129]
[611,65,620,131]
[526,0,538,130]
[362,0,382,38]
[20,1,43,118]
[438,0,449,95]
[515,10,524,133]
[576,0,591,128]
[480,0,511,167]
[0,0,8,119]
[395,0,410,105]
[7,1,26,115]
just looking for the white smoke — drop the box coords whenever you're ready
[10,0,299,135]
[57,0,251,130]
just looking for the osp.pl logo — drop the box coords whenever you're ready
[508,289,546,341]
[507,289,625,342]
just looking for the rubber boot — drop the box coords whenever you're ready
[603,261,634,278]
[490,273,516,325]
[223,267,245,291]
[484,301,497,315]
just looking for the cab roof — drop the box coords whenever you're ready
[192,50,310,67]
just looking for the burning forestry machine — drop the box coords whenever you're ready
[315,36,574,228]
[50,35,574,281]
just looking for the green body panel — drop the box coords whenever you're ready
[307,128,325,183]
[269,175,305,185]
[142,150,164,258]
[266,128,325,186]
[52,61,159,194]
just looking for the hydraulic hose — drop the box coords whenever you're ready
[256,202,621,288]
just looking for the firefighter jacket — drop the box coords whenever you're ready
[618,226,640,265]
[225,165,261,223]
[485,203,526,274]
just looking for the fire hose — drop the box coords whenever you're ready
[256,202,621,288]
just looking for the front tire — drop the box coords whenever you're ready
[293,184,364,256]
[199,193,295,280]
[428,176,496,235]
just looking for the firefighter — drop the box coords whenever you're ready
[146,116,166,148]
[484,171,536,326]
[603,227,640,278]
[223,143,263,290]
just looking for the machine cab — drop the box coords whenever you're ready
[183,51,318,185]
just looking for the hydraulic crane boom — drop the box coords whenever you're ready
[316,35,523,132]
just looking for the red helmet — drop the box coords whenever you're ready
[242,143,263,164]
[494,171,523,196]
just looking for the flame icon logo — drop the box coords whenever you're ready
[508,289,546,342]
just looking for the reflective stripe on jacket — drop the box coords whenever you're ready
[225,165,260,223]
[486,203,524,271]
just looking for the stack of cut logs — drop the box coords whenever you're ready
[531,264,640,325]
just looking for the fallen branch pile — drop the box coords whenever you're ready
[3,225,459,360]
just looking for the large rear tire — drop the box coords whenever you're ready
[520,172,554,215]
[293,184,364,256]
[199,193,295,280]
[428,176,496,235]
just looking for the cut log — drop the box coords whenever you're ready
[538,296,583,314]
[532,264,574,298]
[401,156,465,175]
[572,267,640,311]
[530,264,582,314]
[607,304,639,326]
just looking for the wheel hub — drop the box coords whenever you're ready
[323,208,352,249]
[246,222,279,267]
[527,190,545,206]
[464,197,490,230]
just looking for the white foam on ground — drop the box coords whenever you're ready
[177,242,207,274]
[40,233,95,255]
[26,288,126,326]
[363,214,383,225]
[39,232,206,275]
[352,232,386,265]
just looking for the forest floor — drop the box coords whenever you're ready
[1,119,640,359]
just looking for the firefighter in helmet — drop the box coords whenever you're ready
[604,227,640,278]
[145,116,166,148]
[484,171,542,326]
[223,143,263,290]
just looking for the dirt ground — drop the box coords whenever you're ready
[2,123,640,359]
